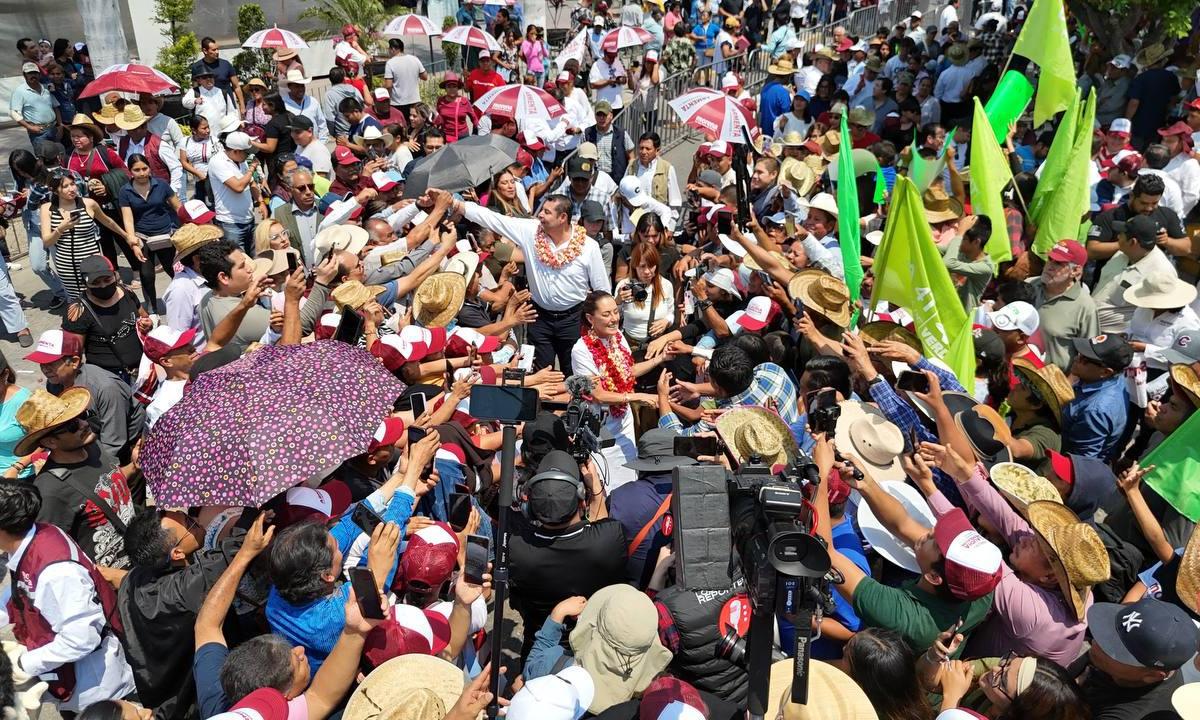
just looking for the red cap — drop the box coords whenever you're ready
[638,677,709,720]
[142,326,197,365]
[1187,98,1200,112]
[835,38,854,52]
[333,146,360,166]
[368,417,405,453]
[1047,449,1074,488]
[177,198,216,224]
[1046,239,1087,266]
[229,688,290,720]
[1117,152,1144,176]
[362,604,452,670]
[516,148,534,170]
[341,24,359,36]
[1159,121,1193,138]
[315,312,341,341]
[275,480,353,527]
[446,327,501,357]
[827,469,851,505]
[397,521,461,591]
[933,508,1003,601]
[25,329,84,364]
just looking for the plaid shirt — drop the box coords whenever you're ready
[979,31,1009,68]
[550,173,619,226]
[654,598,683,654]
[658,362,801,435]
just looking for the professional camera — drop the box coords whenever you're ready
[807,389,841,435]
[561,376,613,464]
[630,282,649,302]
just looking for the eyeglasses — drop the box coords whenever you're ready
[293,183,315,191]
[984,652,1017,701]
[270,228,291,242]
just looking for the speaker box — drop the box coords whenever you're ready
[672,464,734,591]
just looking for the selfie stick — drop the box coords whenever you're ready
[485,405,518,718]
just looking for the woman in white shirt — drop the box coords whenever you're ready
[615,240,675,346]
[570,290,675,491]
[180,115,220,205]
[773,90,813,140]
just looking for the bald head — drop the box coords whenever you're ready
[365,218,396,246]
[334,250,364,284]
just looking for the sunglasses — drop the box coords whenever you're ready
[49,417,87,437]
[293,183,315,191]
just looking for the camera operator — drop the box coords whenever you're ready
[507,449,627,662]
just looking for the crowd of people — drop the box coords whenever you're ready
[1,0,1200,719]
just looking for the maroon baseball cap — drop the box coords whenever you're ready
[1116,152,1144,176]
[1046,239,1087,266]
[333,146,360,166]
[933,508,1003,601]
[25,329,84,364]
[1158,121,1193,139]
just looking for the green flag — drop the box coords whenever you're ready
[869,176,977,387]
[837,113,864,304]
[1145,407,1200,522]
[909,140,947,193]
[982,71,1035,145]
[1032,88,1096,256]
[1012,0,1076,125]
[969,98,1015,265]
[1028,89,1079,223]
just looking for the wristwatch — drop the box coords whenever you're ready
[696,300,713,312]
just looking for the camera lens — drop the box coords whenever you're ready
[715,628,747,666]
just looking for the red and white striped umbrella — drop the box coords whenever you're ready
[80,63,179,98]
[668,88,756,144]
[242,26,309,49]
[473,84,565,121]
[382,14,442,37]
[600,25,653,52]
[441,25,504,52]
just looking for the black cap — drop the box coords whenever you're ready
[566,154,595,180]
[38,141,66,162]
[527,450,582,525]
[580,200,606,223]
[1113,214,1160,248]
[521,411,568,464]
[1087,598,1200,670]
[287,114,315,132]
[624,428,696,472]
[953,405,1012,466]
[79,255,116,284]
[973,327,1006,366]
[1071,333,1133,372]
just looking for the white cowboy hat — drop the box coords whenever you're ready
[801,192,839,219]
[1123,272,1198,310]
[856,480,936,573]
[834,400,906,482]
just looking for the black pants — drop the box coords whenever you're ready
[98,207,142,274]
[529,303,581,372]
[140,245,177,312]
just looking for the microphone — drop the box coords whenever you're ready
[565,374,594,400]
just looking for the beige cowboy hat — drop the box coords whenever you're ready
[988,461,1063,512]
[92,103,120,124]
[743,249,795,274]
[354,124,395,148]
[767,659,878,720]
[413,272,467,328]
[114,104,149,131]
[779,158,817,196]
[343,654,466,720]
[817,129,841,159]
[922,186,961,224]
[834,400,906,482]
[284,67,312,85]
[1012,357,1075,424]
[331,279,387,312]
[1135,42,1171,69]
[1123,272,1199,310]
[445,250,481,282]
[244,77,269,90]
[715,406,800,469]
[811,47,838,62]
[1022,500,1111,621]
[1176,524,1200,616]
[256,248,301,277]
[780,130,807,147]
[171,223,224,260]
[768,56,797,76]
[802,192,839,219]
[1170,362,1200,409]
[847,105,876,128]
[273,48,299,62]
[69,113,105,143]
[860,321,922,354]
[787,269,852,328]
[15,387,93,457]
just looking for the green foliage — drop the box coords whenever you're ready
[1069,0,1192,52]
[299,0,389,53]
[153,0,195,30]
[233,4,274,80]
[157,32,200,88]
[440,14,460,70]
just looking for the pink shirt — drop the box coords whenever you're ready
[927,464,1087,666]
[434,96,474,142]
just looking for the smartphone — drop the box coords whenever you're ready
[896,370,931,393]
[286,251,299,274]
[448,493,473,533]
[512,272,528,292]
[334,310,365,345]
[674,435,719,459]
[351,502,384,537]
[464,534,489,585]
[907,425,920,454]
[468,384,540,422]
[517,344,535,373]
[807,388,838,412]
[716,213,733,236]
[410,392,427,418]
[349,566,387,620]
[407,426,427,445]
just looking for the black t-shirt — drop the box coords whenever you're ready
[189,58,239,97]
[719,0,744,16]
[260,112,297,169]
[63,291,145,374]
[35,443,135,569]
[506,510,628,649]
[1089,202,1184,245]
[456,297,495,330]
[1081,667,1182,720]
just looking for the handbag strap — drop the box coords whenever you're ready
[627,492,672,557]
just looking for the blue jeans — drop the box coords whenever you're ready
[0,254,29,334]
[23,207,67,300]
[217,220,255,255]
[26,125,59,150]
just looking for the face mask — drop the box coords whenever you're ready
[90,282,117,300]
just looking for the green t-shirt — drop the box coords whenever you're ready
[1014,423,1061,470]
[851,577,993,655]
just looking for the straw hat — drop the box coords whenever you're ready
[922,186,960,223]
[847,106,875,128]
[114,104,150,131]
[1170,362,1200,409]
[171,223,223,259]
[715,407,800,468]
[787,270,852,327]
[343,655,465,720]
[860,321,921,354]
[68,114,104,143]
[1135,42,1171,69]
[780,158,817,196]
[988,462,1062,512]
[743,250,794,274]
[768,56,797,76]
[1011,357,1075,423]
[818,130,840,159]
[834,400,906,481]
[1176,525,1200,616]
[331,279,387,311]
[767,659,878,720]
[811,47,838,62]
[1023,501,1110,620]
[14,387,92,456]
[780,130,806,147]
[1123,272,1198,310]
[413,272,467,328]
[274,48,298,62]
[92,103,120,124]
[256,248,301,277]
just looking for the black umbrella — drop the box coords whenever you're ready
[402,134,522,198]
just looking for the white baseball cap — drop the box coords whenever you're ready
[737,296,773,331]
[507,666,595,720]
[618,175,648,207]
[703,267,742,299]
[373,87,389,101]
[721,71,741,90]
[224,131,252,151]
[1109,118,1133,135]
[988,300,1040,336]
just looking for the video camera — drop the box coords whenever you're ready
[561,375,611,464]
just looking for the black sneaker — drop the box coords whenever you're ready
[49,295,66,310]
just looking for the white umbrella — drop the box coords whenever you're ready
[382,14,442,37]
[668,88,756,144]
[242,26,309,49]
[554,28,590,70]
[974,11,1007,30]
[473,83,565,122]
[441,25,504,52]
[600,26,653,52]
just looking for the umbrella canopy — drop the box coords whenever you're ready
[242,26,309,49]
[554,28,590,70]
[80,63,179,99]
[402,134,521,198]
[441,25,504,52]
[600,26,653,52]
[383,14,442,36]
[668,88,756,144]
[473,84,565,122]
[141,342,403,508]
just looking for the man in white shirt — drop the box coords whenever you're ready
[164,219,222,349]
[796,48,835,96]
[181,67,233,134]
[438,189,610,371]
[207,131,257,253]
[629,131,682,221]
[1092,215,1179,334]
[939,0,958,32]
[383,38,428,113]
[283,70,331,145]
[589,48,627,110]
[1158,122,1200,218]
[288,115,333,178]
[0,481,137,714]
[1125,273,1200,370]
[555,71,594,153]
[142,326,196,428]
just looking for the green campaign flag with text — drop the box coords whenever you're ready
[969,98,1015,265]
[869,176,977,387]
[838,113,864,304]
[1012,0,1076,125]
[1144,408,1200,522]
[1032,88,1096,256]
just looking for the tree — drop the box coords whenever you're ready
[1067,0,1192,55]
[153,0,199,87]
[441,14,460,70]
[232,4,274,80]
[299,0,389,54]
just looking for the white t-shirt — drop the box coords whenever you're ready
[570,334,638,492]
[615,277,675,341]
[146,379,187,429]
[589,57,627,109]
[297,139,333,176]
[384,53,426,106]
[207,151,252,224]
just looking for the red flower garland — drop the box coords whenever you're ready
[582,330,634,418]
[534,224,586,268]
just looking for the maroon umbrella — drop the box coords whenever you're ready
[141,341,403,508]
